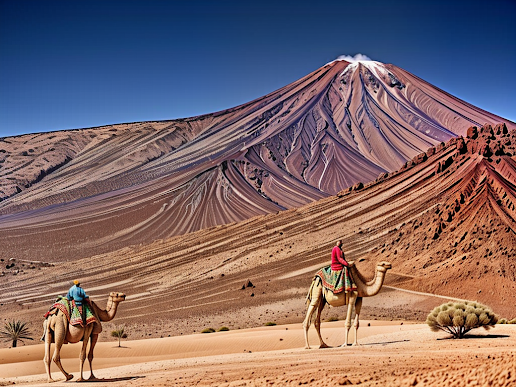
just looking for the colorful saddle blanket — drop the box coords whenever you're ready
[316,266,357,294]
[44,297,97,327]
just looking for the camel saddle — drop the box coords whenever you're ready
[44,296,98,328]
[315,266,357,294]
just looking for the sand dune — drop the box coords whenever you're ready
[1,322,515,386]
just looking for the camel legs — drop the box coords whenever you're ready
[43,321,54,383]
[341,291,358,347]
[351,297,363,346]
[303,281,324,349]
[77,325,93,382]
[51,322,73,382]
[313,297,328,348]
[87,333,99,380]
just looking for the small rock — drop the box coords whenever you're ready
[338,377,353,385]
[245,279,254,288]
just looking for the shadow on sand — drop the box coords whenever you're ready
[359,339,410,346]
[320,339,410,348]
[77,376,145,383]
[437,334,510,340]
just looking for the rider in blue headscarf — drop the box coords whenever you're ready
[66,280,89,325]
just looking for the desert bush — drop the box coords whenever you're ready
[201,327,216,333]
[498,317,516,324]
[264,322,277,326]
[110,326,128,347]
[218,326,230,331]
[327,316,339,322]
[427,301,498,338]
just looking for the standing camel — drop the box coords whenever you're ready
[303,261,391,349]
[42,292,126,382]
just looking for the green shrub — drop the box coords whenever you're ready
[427,301,498,339]
[110,326,128,347]
[264,322,277,326]
[218,326,230,331]
[201,328,216,333]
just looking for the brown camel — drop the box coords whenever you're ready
[42,292,126,382]
[303,261,391,349]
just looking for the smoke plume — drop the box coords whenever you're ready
[336,54,373,62]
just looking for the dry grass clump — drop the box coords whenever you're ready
[427,301,498,339]
[497,317,516,324]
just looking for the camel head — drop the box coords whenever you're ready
[376,261,392,273]
[109,292,126,303]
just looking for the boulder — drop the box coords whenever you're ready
[494,123,508,135]
[466,126,478,139]
[456,137,467,154]
[479,144,492,157]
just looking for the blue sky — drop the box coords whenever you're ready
[1,0,515,137]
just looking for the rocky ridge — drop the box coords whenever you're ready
[1,60,513,263]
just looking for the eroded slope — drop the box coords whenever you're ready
[1,125,514,338]
[0,61,513,261]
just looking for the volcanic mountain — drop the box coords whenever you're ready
[0,59,514,262]
[2,124,515,338]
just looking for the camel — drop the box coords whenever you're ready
[303,261,391,349]
[42,292,126,382]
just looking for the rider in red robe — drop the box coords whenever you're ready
[331,240,349,271]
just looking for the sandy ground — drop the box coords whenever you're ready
[1,321,515,387]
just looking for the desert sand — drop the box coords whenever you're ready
[1,321,515,387]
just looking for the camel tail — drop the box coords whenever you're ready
[41,320,48,341]
[305,276,318,307]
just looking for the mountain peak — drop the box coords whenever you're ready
[0,60,514,261]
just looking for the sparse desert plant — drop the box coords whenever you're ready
[265,322,276,326]
[110,326,128,347]
[327,316,339,322]
[201,327,216,333]
[0,320,33,348]
[427,301,498,339]
[218,326,230,331]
